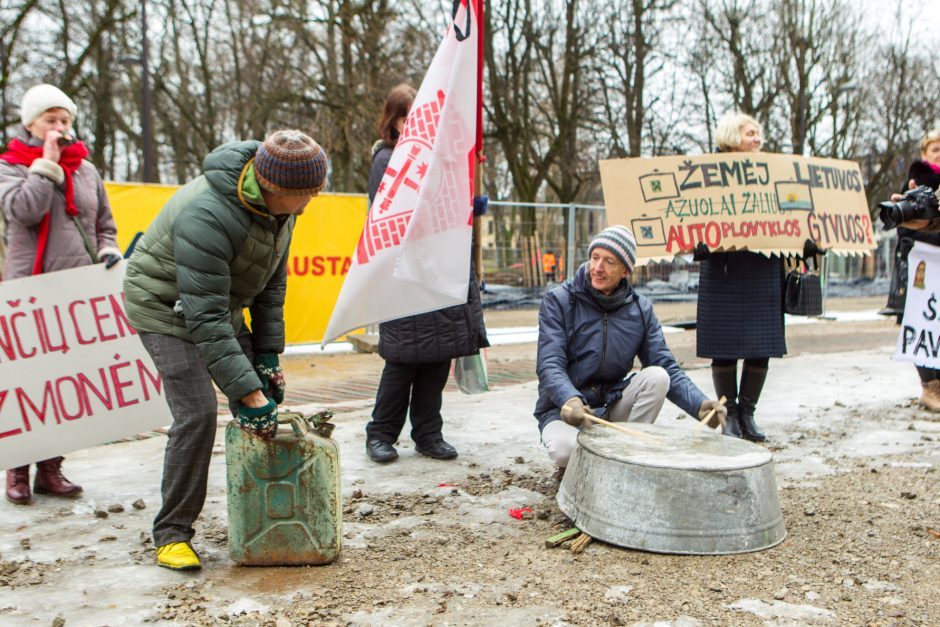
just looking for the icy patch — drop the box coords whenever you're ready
[227,598,270,616]
[453,487,546,526]
[604,585,633,602]
[837,430,920,457]
[884,461,933,469]
[630,616,702,627]
[774,454,841,482]
[729,599,834,623]
[399,582,443,598]
[862,580,901,592]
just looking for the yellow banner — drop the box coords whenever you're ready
[599,153,876,262]
[105,182,367,344]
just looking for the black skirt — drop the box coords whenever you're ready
[696,251,786,359]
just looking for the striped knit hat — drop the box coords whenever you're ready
[254,130,328,196]
[588,225,637,272]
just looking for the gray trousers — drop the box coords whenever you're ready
[541,366,670,468]
[140,332,253,546]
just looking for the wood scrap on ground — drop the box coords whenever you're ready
[544,527,580,548]
[570,532,592,553]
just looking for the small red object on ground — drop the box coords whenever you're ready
[508,507,532,520]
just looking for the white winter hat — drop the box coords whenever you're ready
[20,84,77,127]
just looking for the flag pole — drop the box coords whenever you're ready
[472,0,485,287]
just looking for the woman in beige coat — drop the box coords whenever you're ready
[0,84,121,504]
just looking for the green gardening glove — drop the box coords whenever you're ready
[254,353,286,405]
[235,398,278,440]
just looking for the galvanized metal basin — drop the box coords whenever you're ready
[557,422,786,555]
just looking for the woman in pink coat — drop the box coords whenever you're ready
[0,84,121,504]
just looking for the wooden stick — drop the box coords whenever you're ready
[695,395,727,431]
[583,414,660,442]
[570,532,592,553]
[545,527,581,548]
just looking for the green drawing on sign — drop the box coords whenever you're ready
[651,180,662,193]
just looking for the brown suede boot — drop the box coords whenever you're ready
[5,467,31,504]
[33,457,83,498]
[919,380,940,412]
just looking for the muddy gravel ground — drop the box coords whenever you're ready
[1,296,938,626]
[128,460,939,627]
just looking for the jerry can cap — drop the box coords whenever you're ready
[279,410,335,439]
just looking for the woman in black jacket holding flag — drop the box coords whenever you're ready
[363,83,488,463]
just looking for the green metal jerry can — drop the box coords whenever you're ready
[225,410,342,566]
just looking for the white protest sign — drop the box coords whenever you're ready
[895,241,940,368]
[0,261,172,468]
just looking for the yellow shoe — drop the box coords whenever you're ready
[155,542,201,571]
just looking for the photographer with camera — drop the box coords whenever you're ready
[881,130,940,411]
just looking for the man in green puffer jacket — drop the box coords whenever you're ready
[123,130,328,571]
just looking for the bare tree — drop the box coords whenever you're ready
[531,0,597,203]
[595,0,679,158]
[0,0,41,143]
[773,0,864,156]
[859,27,940,213]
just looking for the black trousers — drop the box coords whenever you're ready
[916,366,940,382]
[366,359,451,446]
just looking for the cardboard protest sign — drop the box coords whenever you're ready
[0,262,172,468]
[599,153,875,263]
[894,241,940,368]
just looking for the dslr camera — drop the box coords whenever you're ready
[878,185,940,230]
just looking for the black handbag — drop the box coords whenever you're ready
[885,236,914,315]
[784,255,823,316]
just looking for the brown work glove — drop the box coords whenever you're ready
[697,399,728,429]
[560,397,595,428]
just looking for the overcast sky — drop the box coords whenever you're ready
[862,0,940,38]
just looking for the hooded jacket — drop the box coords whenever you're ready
[0,125,119,279]
[123,140,294,401]
[534,263,706,431]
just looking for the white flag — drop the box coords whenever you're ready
[323,1,479,344]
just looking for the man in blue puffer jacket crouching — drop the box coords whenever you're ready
[534,225,727,469]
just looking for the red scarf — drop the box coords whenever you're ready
[1,137,90,274]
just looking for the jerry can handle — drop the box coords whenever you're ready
[277,410,334,438]
[273,411,307,436]
[289,415,309,437]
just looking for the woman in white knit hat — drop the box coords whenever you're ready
[0,84,122,505]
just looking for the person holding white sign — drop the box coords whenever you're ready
[695,112,784,442]
[123,131,328,571]
[886,130,940,411]
[0,84,122,505]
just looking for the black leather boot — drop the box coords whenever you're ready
[366,439,399,462]
[712,364,741,438]
[739,365,768,442]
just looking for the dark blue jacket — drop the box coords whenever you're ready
[534,263,706,431]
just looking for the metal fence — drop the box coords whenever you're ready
[479,200,889,289]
